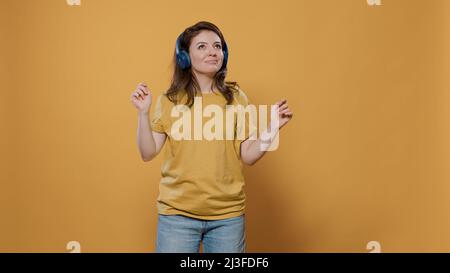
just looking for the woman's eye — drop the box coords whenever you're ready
[197,44,221,49]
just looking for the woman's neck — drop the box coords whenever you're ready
[193,70,215,94]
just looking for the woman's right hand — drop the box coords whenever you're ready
[130,82,152,113]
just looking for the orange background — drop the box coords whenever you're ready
[1,0,450,252]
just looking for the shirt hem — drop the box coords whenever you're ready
[157,208,245,221]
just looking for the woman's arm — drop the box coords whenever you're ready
[137,111,167,162]
[240,99,293,166]
[131,82,167,162]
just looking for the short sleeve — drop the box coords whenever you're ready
[150,94,166,133]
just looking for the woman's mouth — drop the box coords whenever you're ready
[205,61,218,65]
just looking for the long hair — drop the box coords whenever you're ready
[165,21,239,107]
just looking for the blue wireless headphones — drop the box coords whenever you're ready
[175,32,228,70]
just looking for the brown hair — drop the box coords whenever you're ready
[165,21,239,107]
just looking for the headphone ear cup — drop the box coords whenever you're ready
[177,50,191,70]
[221,42,228,69]
[176,33,191,70]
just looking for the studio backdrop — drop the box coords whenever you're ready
[1,0,450,252]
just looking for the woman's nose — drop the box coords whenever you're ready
[208,47,217,56]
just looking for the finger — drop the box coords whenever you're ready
[135,91,144,100]
[137,83,149,93]
[134,90,142,99]
[280,112,293,117]
[279,109,291,115]
[132,94,141,101]
[138,88,148,97]
[277,99,287,106]
[278,104,288,111]
[137,86,148,95]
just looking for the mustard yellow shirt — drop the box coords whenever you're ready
[150,88,253,220]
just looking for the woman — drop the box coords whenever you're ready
[130,21,293,253]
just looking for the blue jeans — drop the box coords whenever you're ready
[156,214,246,253]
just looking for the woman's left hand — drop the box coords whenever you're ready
[275,99,293,129]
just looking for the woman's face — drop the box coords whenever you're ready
[188,30,224,76]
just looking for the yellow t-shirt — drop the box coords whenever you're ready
[150,88,255,220]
